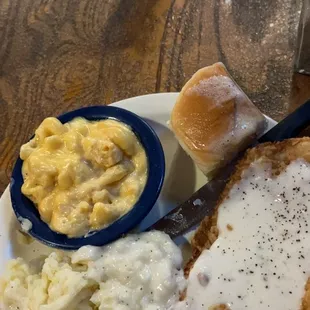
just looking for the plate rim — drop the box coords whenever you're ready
[0,91,278,213]
[0,92,277,264]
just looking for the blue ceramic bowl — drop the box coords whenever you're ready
[10,106,165,250]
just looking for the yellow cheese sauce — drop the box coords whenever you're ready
[20,117,147,237]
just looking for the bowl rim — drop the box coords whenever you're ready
[10,105,165,250]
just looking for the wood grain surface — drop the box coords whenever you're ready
[0,0,305,193]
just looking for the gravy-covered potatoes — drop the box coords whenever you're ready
[20,117,147,237]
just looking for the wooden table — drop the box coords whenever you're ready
[0,0,305,193]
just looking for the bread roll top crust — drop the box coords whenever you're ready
[170,62,266,178]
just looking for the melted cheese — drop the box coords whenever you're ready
[178,159,310,310]
[20,117,147,237]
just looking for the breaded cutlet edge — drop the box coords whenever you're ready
[183,137,310,310]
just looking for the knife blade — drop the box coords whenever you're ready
[146,99,310,238]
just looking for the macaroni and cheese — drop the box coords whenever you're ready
[20,117,147,237]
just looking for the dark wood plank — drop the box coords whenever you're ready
[0,0,303,193]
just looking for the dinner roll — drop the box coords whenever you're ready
[170,62,267,179]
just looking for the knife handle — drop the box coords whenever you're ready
[259,99,310,143]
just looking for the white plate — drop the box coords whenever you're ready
[0,92,277,275]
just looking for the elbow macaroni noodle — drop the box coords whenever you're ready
[20,117,147,237]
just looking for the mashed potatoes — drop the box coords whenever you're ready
[20,117,147,237]
[0,231,185,310]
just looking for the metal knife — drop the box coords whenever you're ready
[146,99,310,238]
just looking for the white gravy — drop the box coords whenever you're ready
[72,231,186,309]
[177,159,310,310]
[0,231,186,310]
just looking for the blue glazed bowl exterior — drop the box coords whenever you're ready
[10,106,165,250]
